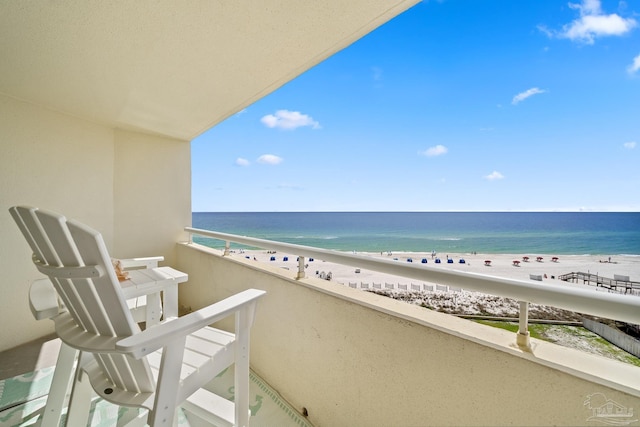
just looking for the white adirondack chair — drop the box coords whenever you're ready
[28,253,189,427]
[10,206,265,426]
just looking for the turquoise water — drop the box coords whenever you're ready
[192,212,640,255]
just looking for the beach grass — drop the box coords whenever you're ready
[475,320,545,340]
[476,321,640,367]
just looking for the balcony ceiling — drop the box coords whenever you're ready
[0,1,417,141]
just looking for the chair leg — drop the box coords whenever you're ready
[163,286,179,320]
[145,293,162,326]
[40,342,78,427]
[234,307,253,427]
[149,337,186,426]
[66,365,93,426]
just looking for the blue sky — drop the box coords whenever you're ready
[192,0,640,212]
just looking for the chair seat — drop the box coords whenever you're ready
[81,325,236,414]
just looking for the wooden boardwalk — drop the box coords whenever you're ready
[558,272,640,295]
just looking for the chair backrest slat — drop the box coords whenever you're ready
[10,206,154,394]
[98,353,148,393]
[66,218,138,336]
[35,210,111,335]
[11,207,93,331]
[10,206,58,266]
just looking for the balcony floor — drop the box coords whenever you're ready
[0,336,312,426]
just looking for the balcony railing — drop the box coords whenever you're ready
[185,227,640,348]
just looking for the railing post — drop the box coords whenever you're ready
[297,256,306,279]
[517,301,531,349]
[224,241,230,256]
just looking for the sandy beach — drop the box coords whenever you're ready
[233,249,640,292]
[231,249,640,362]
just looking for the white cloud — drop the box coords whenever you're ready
[627,54,640,74]
[235,157,250,166]
[624,141,637,149]
[512,87,547,105]
[484,171,505,181]
[544,0,637,44]
[420,145,448,157]
[570,0,602,15]
[257,154,283,165]
[260,110,320,130]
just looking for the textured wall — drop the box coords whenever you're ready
[0,95,114,351]
[0,94,192,353]
[177,242,640,426]
[113,129,191,266]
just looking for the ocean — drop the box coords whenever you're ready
[192,212,640,255]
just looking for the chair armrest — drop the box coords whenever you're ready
[118,256,164,270]
[29,278,60,320]
[116,288,266,358]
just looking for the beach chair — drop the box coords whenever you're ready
[27,254,187,427]
[10,206,265,426]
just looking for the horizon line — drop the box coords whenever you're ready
[192,210,640,213]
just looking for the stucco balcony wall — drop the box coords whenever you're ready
[1,94,191,352]
[176,242,640,426]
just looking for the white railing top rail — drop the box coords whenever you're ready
[185,227,640,325]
